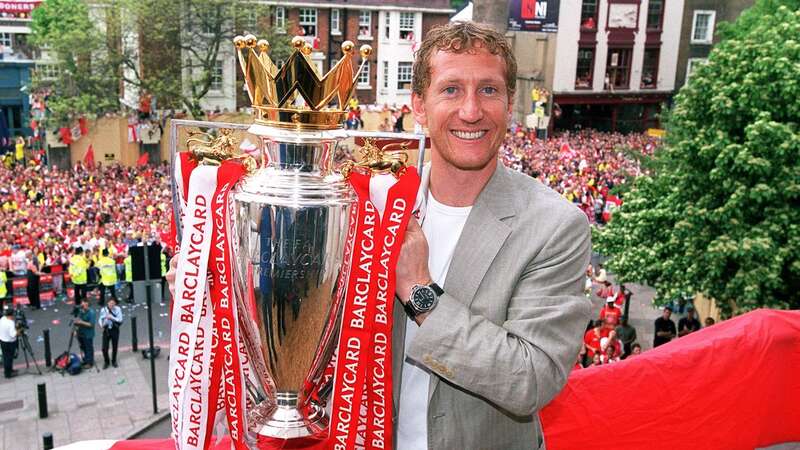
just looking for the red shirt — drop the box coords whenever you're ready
[584,329,602,357]
[600,305,622,327]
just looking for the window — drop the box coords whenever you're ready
[240,10,258,33]
[275,7,286,30]
[580,0,598,29]
[384,13,391,39]
[575,48,595,89]
[397,62,412,90]
[0,33,10,47]
[686,58,707,83]
[382,61,389,89]
[358,11,372,38]
[399,12,415,40]
[299,8,316,37]
[646,0,663,30]
[331,9,341,35]
[605,48,632,89]
[357,61,370,87]
[641,48,659,88]
[691,11,716,44]
[36,64,60,80]
[210,60,224,91]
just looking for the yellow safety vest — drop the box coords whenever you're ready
[124,255,132,282]
[161,252,167,277]
[69,255,88,285]
[0,271,7,298]
[98,256,117,286]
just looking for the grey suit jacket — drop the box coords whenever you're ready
[392,163,592,450]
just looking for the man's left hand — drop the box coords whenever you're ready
[395,218,432,305]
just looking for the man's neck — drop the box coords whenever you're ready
[428,156,496,207]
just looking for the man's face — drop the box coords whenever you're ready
[81,301,89,311]
[662,309,671,319]
[412,45,511,174]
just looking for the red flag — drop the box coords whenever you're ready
[59,127,73,145]
[137,152,149,166]
[78,117,88,136]
[84,144,95,166]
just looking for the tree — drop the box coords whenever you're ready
[120,0,292,117]
[30,0,121,126]
[31,0,292,122]
[593,5,800,317]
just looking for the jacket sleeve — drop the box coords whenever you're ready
[405,209,592,417]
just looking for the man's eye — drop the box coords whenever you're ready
[481,86,499,95]
[443,87,457,95]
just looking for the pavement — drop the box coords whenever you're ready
[0,284,172,449]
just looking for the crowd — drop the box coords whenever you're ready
[0,161,172,267]
[499,129,659,224]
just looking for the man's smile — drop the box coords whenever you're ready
[450,129,488,140]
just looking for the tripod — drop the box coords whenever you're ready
[17,330,42,375]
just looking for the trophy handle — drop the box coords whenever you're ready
[340,130,427,175]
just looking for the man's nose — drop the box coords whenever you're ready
[458,92,483,123]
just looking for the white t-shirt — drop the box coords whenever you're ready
[396,193,471,450]
[0,316,17,343]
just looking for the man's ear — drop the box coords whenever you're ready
[411,92,427,127]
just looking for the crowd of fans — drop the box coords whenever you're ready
[500,128,659,224]
[0,160,172,278]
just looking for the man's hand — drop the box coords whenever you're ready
[166,254,178,299]
[395,218,432,305]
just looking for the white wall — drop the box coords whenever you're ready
[375,11,421,107]
[553,0,684,94]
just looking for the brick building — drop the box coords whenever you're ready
[230,1,453,110]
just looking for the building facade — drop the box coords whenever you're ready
[675,0,753,88]
[0,4,37,139]
[217,0,453,112]
[551,0,685,132]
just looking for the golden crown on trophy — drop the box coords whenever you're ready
[233,34,372,130]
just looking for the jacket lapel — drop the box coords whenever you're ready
[428,163,516,402]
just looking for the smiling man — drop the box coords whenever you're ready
[393,22,592,449]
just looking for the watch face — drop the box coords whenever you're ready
[412,286,437,311]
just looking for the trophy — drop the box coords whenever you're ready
[212,35,424,444]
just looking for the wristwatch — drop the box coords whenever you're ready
[403,282,444,318]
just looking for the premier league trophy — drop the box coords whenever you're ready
[170,33,423,449]
[228,34,367,441]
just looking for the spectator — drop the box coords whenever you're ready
[599,297,622,329]
[73,298,96,368]
[0,256,9,309]
[0,308,18,378]
[678,307,702,337]
[615,315,637,357]
[25,250,41,309]
[583,320,604,361]
[98,298,123,369]
[704,317,716,327]
[629,343,642,357]
[653,306,676,348]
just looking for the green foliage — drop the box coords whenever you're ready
[31,0,121,126]
[31,0,292,122]
[593,5,800,317]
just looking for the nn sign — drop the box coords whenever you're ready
[508,0,560,33]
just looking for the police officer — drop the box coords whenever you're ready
[97,249,117,305]
[124,251,133,303]
[69,248,89,303]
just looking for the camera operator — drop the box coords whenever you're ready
[0,308,18,378]
[98,298,123,369]
[73,298,96,368]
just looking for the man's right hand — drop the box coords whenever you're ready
[166,255,178,299]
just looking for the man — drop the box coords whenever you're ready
[124,250,133,302]
[615,315,637,357]
[653,306,676,348]
[96,248,118,305]
[393,22,591,449]
[599,297,622,329]
[69,247,89,303]
[0,308,18,378]
[0,256,9,309]
[73,298,96,368]
[166,21,589,449]
[98,298,123,369]
[678,306,702,337]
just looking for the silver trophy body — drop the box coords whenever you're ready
[231,124,354,441]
